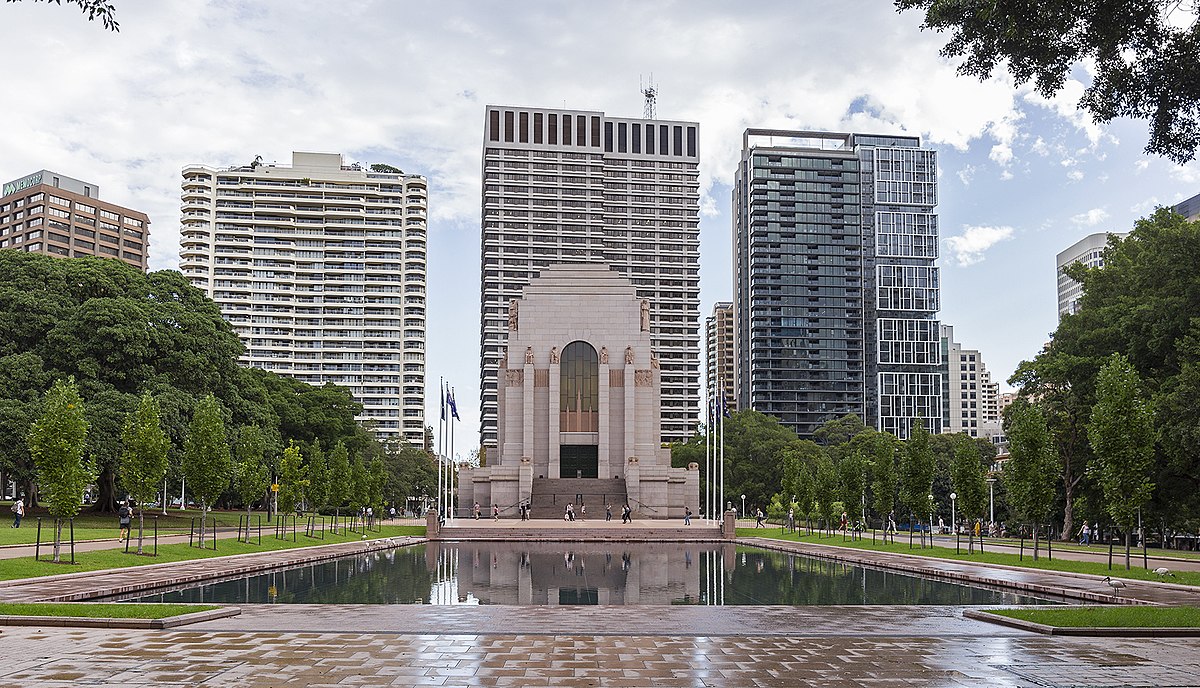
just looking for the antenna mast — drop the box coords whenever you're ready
[641,75,657,120]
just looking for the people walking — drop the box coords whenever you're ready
[493,503,499,520]
[1079,522,1091,545]
[580,504,586,521]
[118,500,132,541]
[473,502,481,519]
[565,503,575,521]
[755,508,765,528]
[605,504,612,522]
[10,497,24,528]
[684,507,692,526]
[621,504,631,524]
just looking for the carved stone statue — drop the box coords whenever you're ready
[640,298,650,331]
[525,346,534,364]
[549,346,559,364]
[508,299,519,331]
[599,346,609,364]
[624,346,634,365]
[651,353,660,370]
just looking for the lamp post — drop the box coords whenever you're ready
[741,494,746,519]
[949,492,957,534]
[928,494,934,541]
[987,478,996,525]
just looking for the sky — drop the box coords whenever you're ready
[3,1,1199,456]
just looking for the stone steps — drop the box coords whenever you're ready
[529,477,628,520]
[435,525,724,542]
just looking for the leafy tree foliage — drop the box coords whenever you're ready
[234,425,270,533]
[6,0,119,31]
[182,394,231,546]
[813,452,839,533]
[780,440,821,525]
[276,441,307,515]
[28,377,95,561]
[327,441,351,513]
[898,419,935,527]
[718,411,799,511]
[1088,353,1156,568]
[1004,399,1059,555]
[896,0,1200,163]
[119,393,169,553]
[950,436,989,539]
[306,442,328,511]
[870,431,899,523]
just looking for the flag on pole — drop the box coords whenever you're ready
[447,387,461,420]
[719,392,731,417]
[440,380,447,421]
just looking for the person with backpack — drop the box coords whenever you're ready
[10,497,24,528]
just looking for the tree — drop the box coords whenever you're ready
[1088,353,1156,569]
[7,0,119,31]
[719,411,799,512]
[813,452,839,535]
[896,0,1200,164]
[1004,399,1059,558]
[182,394,231,547]
[950,436,988,551]
[28,377,95,562]
[233,425,270,539]
[306,441,328,512]
[779,440,821,531]
[870,432,899,526]
[276,441,307,516]
[327,440,350,517]
[838,448,868,524]
[119,393,169,554]
[350,455,369,513]
[898,419,935,535]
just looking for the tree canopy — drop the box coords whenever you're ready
[896,0,1200,164]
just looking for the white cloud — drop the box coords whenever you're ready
[1066,169,1085,181]
[1172,163,1200,184]
[1130,197,1161,214]
[957,165,977,186]
[1135,159,1151,172]
[944,225,1015,266]
[1071,208,1110,226]
[1023,78,1106,147]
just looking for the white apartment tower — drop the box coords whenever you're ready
[480,105,701,450]
[1056,232,1125,319]
[179,152,428,444]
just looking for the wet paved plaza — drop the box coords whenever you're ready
[4,529,1200,686]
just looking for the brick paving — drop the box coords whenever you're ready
[3,530,1200,686]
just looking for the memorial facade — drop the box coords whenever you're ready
[459,264,698,518]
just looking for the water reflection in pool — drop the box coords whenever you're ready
[116,542,1058,606]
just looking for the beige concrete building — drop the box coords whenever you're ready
[459,264,698,518]
[705,301,736,414]
[940,324,1001,439]
[0,169,149,270]
[1056,232,1125,319]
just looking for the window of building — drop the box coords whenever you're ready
[560,340,598,432]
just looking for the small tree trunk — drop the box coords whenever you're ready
[246,504,253,543]
[1125,530,1132,570]
[137,509,145,555]
[199,500,208,547]
[53,518,63,563]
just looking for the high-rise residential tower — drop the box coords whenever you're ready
[705,301,736,413]
[1,169,150,270]
[734,129,941,439]
[1175,190,1200,221]
[179,152,427,444]
[1055,232,1125,319]
[939,324,1001,439]
[480,105,701,450]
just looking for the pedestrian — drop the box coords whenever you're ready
[787,508,795,533]
[605,504,612,522]
[118,500,132,541]
[622,504,631,524]
[473,502,481,520]
[887,510,897,534]
[684,507,692,526]
[937,516,945,534]
[755,508,765,528]
[10,497,24,528]
[565,503,574,521]
[389,505,396,520]
[493,503,499,520]
[580,504,586,521]
[841,511,849,531]
[1078,522,1090,545]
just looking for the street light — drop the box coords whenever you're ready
[949,492,957,534]
[928,494,934,540]
[741,494,747,519]
[987,478,996,526]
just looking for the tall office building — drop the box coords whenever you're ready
[734,129,941,439]
[480,105,701,450]
[1055,232,1125,319]
[179,152,427,444]
[939,324,1001,439]
[705,301,736,413]
[1,169,150,270]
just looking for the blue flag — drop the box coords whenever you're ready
[720,393,731,418]
[440,381,446,421]
[447,387,461,420]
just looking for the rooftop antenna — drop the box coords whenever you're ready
[641,75,657,120]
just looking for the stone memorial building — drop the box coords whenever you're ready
[459,264,698,518]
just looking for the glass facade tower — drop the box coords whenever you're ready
[733,130,941,439]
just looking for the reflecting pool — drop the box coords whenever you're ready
[114,542,1060,606]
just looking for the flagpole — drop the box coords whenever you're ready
[705,393,712,521]
[438,377,445,519]
[719,396,725,523]
[450,386,457,520]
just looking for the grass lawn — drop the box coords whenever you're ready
[0,524,425,581]
[740,528,1200,587]
[0,602,220,619]
[988,606,1200,628]
[0,508,245,546]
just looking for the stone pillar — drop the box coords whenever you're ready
[426,508,440,540]
[626,456,641,508]
[598,355,610,479]
[548,354,560,478]
[722,509,737,540]
[519,456,532,508]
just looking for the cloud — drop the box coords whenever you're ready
[1066,169,1084,181]
[1135,159,1151,172]
[1071,208,1110,226]
[1130,197,1161,214]
[957,164,977,186]
[944,225,1015,266]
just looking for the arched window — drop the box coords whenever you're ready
[560,341,598,432]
